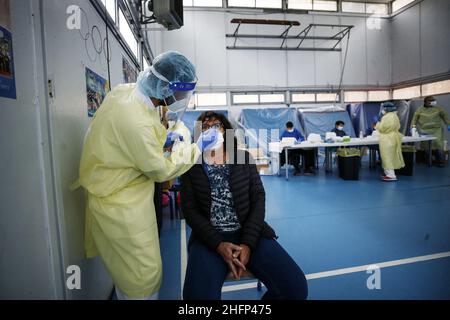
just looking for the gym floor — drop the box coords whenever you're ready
[158,159,450,300]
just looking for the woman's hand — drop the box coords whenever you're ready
[234,244,251,278]
[217,242,244,279]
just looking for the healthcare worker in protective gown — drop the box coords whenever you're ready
[376,102,405,182]
[411,96,450,167]
[78,51,219,300]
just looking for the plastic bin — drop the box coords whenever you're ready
[396,145,416,176]
[337,148,361,180]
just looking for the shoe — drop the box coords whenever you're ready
[381,176,397,182]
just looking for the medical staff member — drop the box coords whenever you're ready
[78,51,219,300]
[411,96,450,167]
[331,120,347,137]
[376,102,405,182]
[280,122,315,175]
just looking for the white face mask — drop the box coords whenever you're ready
[287,128,294,133]
[168,121,176,129]
[209,130,225,151]
[337,126,344,131]
[166,97,188,113]
[430,101,437,106]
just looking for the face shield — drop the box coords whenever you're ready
[150,65,197,119]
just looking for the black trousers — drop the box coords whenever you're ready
[280,149,316,172]
[154,182,163,238]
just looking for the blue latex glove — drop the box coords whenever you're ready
[196,128,219,152]
[448,124,450,131]
[164,132,182,149]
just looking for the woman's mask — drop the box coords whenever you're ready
[209,129,225,151]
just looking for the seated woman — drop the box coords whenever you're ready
[181,111,308,300]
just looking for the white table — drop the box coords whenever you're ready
[277,136,437,180]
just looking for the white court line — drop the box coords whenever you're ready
[180,219,187,299]
[221,251,450,293]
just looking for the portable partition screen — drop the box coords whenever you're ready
[238,107,304,154]
[299,110,357,138]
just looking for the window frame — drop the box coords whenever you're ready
[194,92,228,107]
[344,91,368,103]
[392,0,415,13]
[392,85,422,100]
[119,7,139,59]
[421,79,450,97]
[231,92,287,105]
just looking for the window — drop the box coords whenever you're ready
[292,93,316,102]
[368,90,390,101]
[259,93,285,103]
[344,91,368,103]
[233,94,259,104]
[313,0,337,11]
[288,0,312,10]
[183,0,193,6]
[255,0,282,8]
[288,0,336,11]
[194,93,227,107]
[193,0,222,7]
[228,0,282,8]
[316,93,338,102]
[366,3,388,15]
[392,0,415,13]
[101,0,116,21]
[142,58,149,71]
[119,9,138,58]
[421,79,450,97]
[393,85,421,100]
[228,0,254,7]
[342,1,365,13]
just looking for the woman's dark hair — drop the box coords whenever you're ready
[197,111,238,159]
[197,111,234,131]
[286,121,294,129]
[335,120,345,126]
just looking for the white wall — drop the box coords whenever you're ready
[0,0,63,299]
[392,0,450,83]
[154,9,392,91]
[0,0,142,299]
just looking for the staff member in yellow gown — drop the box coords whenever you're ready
[411,96,450,167]
[376,102,405,182]
[78,51,219,300]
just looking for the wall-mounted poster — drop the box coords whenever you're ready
[122,57,137,84]
[86,67,109,117]
[0,0,16,99]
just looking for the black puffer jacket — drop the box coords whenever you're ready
[180,151,277,251]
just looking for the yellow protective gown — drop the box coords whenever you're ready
[78,83,200,298]
[376,112,405,170]
[411,105,450,150]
